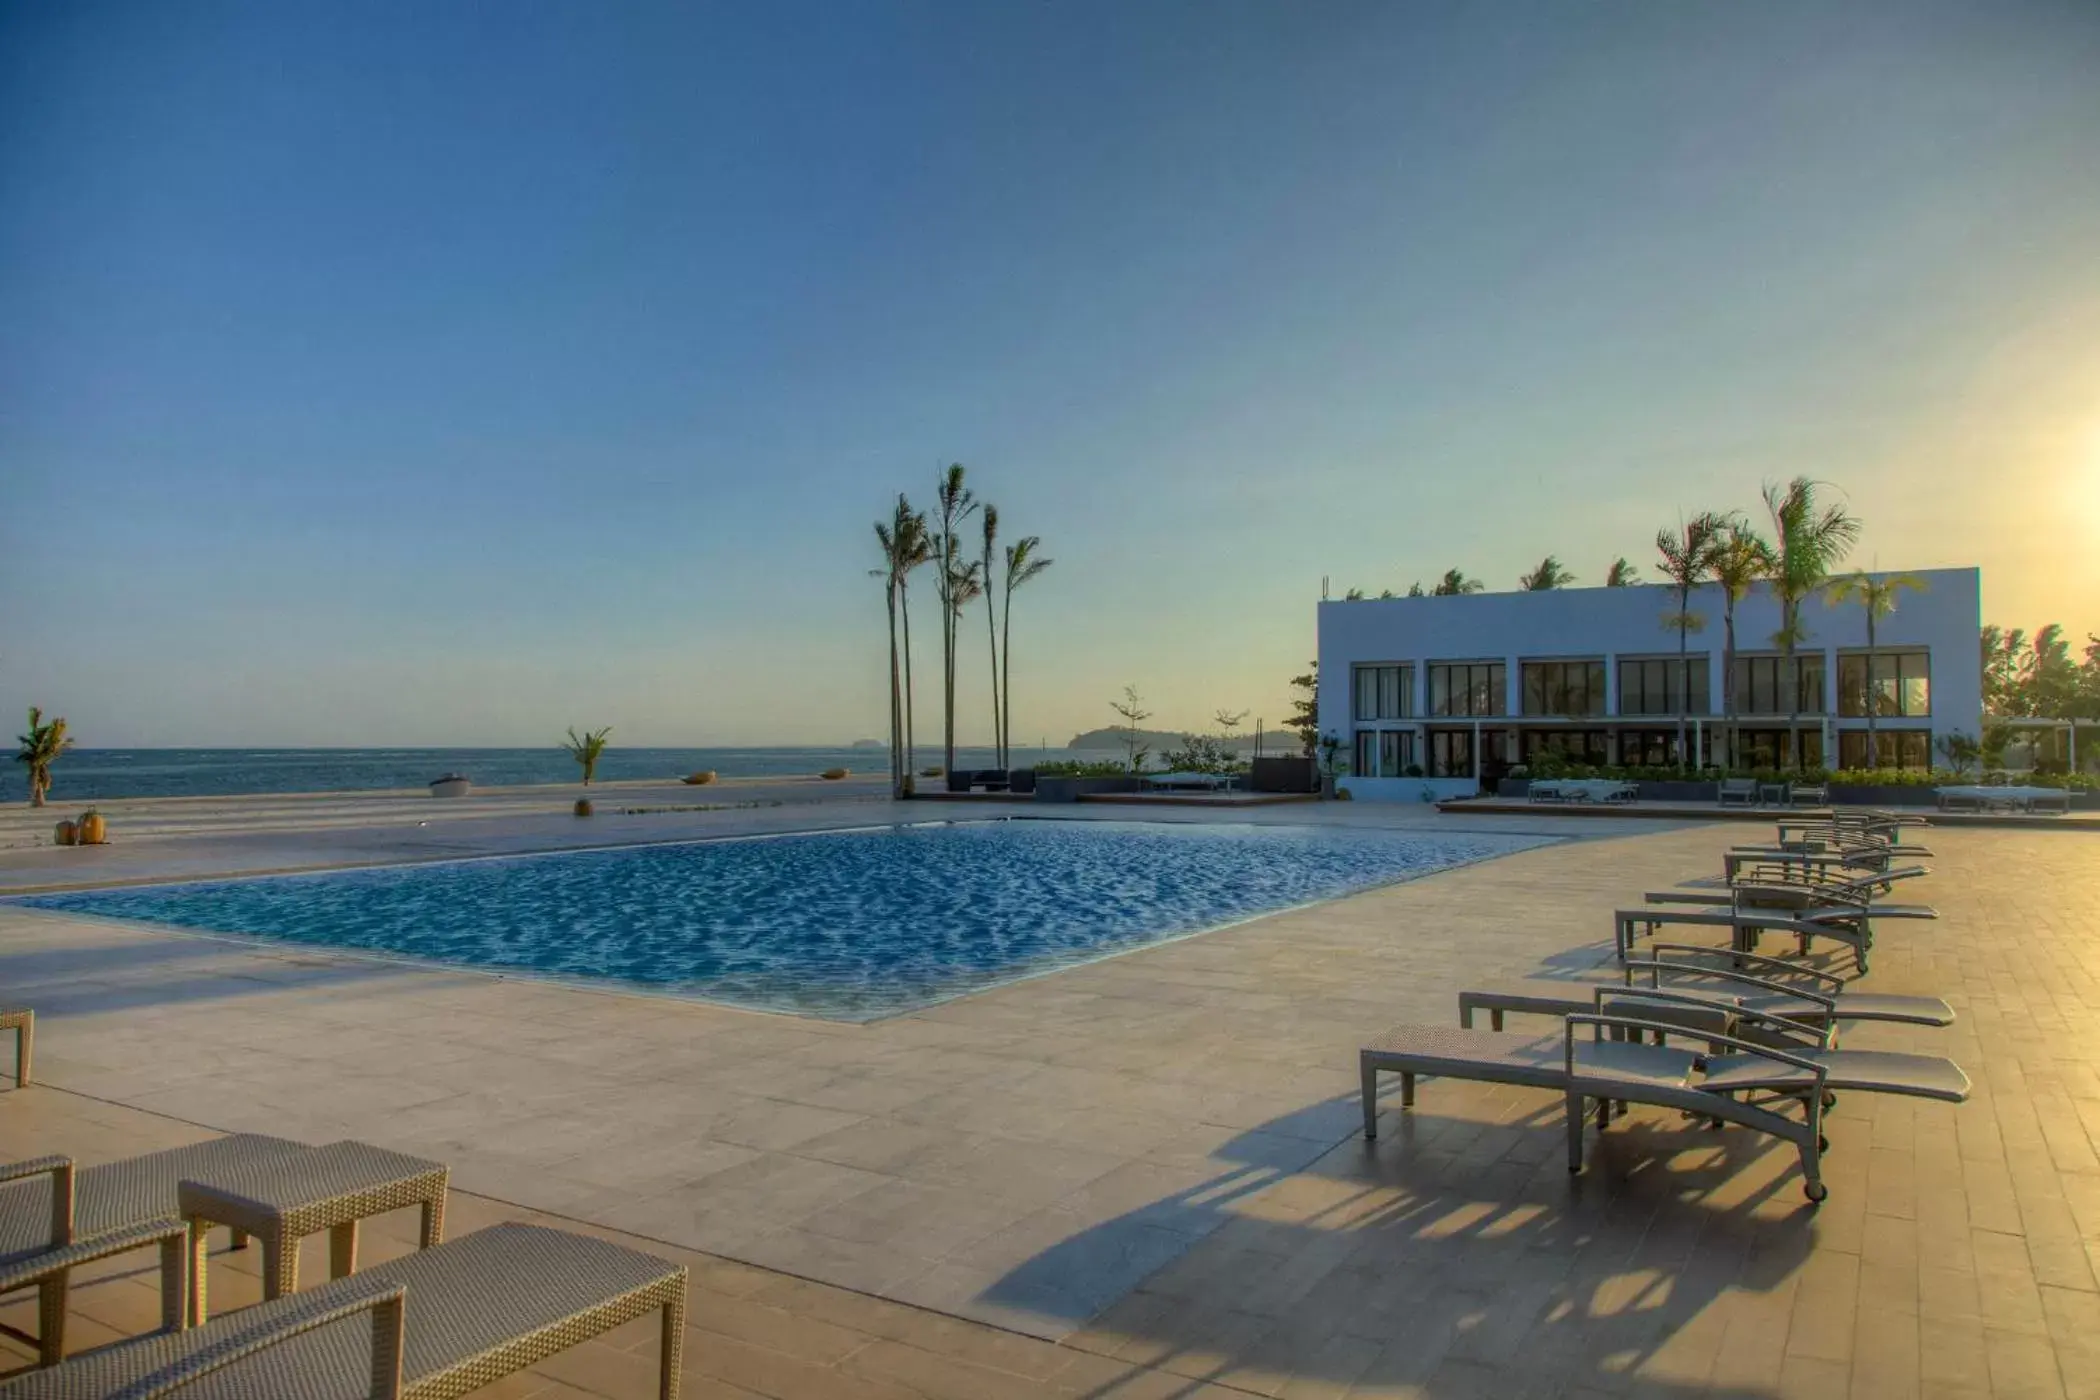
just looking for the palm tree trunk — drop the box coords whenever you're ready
[886,579,903,797]
[1781,600,1799,770]
[985,582,1002,769]
[1864,610,1878,769]
[944,592,958,775]
[1722,609,1738,772]
[1001,584,1014,774]
[1675,592,1689,767]
[901,580,917,781]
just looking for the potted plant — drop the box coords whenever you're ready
[53,818,77,846]
[77,809,107,845]
[562,726,612,785]
[1318,731,1347,799]
[429,773,472,798]
[574,798,594,817]
[821,767,849,780]
[681,771,717,785]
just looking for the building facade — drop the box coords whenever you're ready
[1316,568,1981,800]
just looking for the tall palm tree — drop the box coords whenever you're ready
[932,465,977,776]
[1605,557,1641,587]
[15,707,72,808]
[1517,556,1576,590]
[1762,478,1862,769]
[1654,512,1727,766]
[1430,569,1485,596]
[891,497,933,783]
[1709,523,1774,770]
[946,553,985,768]
[1824,569,1926,767]
[980,504,1002,767]
[1001,535,1053,770]
[873,518,903,794]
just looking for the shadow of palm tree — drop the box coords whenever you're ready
[985,1081,1822,1398]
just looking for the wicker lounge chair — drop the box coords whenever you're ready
[1,1010,28,1089]
[0,1222,688,1400]
[1,1135,308,1367]
[1642,880,1937,923]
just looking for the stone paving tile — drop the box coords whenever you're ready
[4,815,2098,1396]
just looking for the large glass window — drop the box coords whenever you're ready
[1619,729,1711,768]
[1837,729,1931,770]
[1837,652,1930,718]
[1427,662,1506,717]
[1616,658,1710,717]
[1520,729,1611,766]
[1521,661,1606,717]
[1734,728,1825,770]
[1730,655,1826,715]
[1351,665,1413,721]
[1352,728,1417,777]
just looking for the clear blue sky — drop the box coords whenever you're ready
[4,2,2097,746]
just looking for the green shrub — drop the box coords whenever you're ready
[1035,759,1136,778]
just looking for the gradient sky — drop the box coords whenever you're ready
[3,2,2097,748]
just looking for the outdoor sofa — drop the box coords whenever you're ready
[1527,779,1638,805]
[0,1222,688,1400]
[1718,778,1759,808]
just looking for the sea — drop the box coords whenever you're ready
[20,746,1101,803]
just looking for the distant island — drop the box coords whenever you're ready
[848,739,887,749]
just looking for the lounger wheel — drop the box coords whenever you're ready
[1823,1092,1837,1110]
[1803,1180,1828,1203]
[1819,1135,1830,1153]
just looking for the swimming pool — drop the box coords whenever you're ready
[16,820,1553,1020]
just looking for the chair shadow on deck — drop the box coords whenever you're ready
[984,1082,1823,1399]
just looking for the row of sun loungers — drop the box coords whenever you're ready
[0,1107,687,1396]
[1360,813,1967,1204]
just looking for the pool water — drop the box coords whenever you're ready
[16,820,1553,1020]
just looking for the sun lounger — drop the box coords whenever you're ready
[1,1135,308,1366]
[0,1222,689,1400]
[1460,952,1953,1039]
[1614,901,1884,971]
[1360,1011,1970,1202]
[1643,884,1937,923]
[0,1010,29,1088]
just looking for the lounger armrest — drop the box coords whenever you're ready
[107,1274,407,1400]
[1564,1013,1831,1081]
[0,1217,190,1296]
[1624,957,1840,1011]
[0,1154,74,1246]
[1642,943,1845,994]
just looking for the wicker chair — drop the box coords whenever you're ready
[1,1009,30,1089]
[0,1223,688,1399]
[1,1136,308,1367]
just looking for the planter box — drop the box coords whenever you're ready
[429,777,471,799]
[1827,784,1938,808]
[1034,776,1143,803]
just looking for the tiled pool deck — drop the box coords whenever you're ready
[3,797,2097,1396]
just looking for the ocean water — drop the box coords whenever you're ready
[15,820,1553,1019]
[20,746,1099,803]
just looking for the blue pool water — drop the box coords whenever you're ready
[15,820,1552,1020]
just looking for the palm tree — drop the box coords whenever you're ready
[562,726,612,785]
[1824,569,1926,767]
[1980,624,2027,715]
[1709,522,1774,770]
[1654,512,1727,765]
[1517,556,1576,590]
[932,465,978,776]
[946,554,985,767]
[879,497,934,785]
[1001,535,1052,772]
[1762,478,1862,769]
[873,506,919,796]
[15,707,72,808]
[1430,569,1485,596]
[980,504,1002,767]
[1605,557,1641,587]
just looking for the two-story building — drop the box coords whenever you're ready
[1316,568,1981,799]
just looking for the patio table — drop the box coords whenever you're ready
[178,1140,447,1323]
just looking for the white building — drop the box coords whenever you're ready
[1316,568,1982,800]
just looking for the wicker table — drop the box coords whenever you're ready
[178,1140,447,1323]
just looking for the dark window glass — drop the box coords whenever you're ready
[1429,667,1449,715]
[1354,729,1378,777]
[1428,663,1504,717]
[1522,661,1606,716]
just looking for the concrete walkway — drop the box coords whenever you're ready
[4,804,2092,1395]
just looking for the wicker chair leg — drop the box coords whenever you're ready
[37,1273,67,1367]
[263,1230,301,1300]
[659,1291,687,1400]
[159,1232,190,1335]
[419,1194,445,1250]
[188,1221,212,1326]
[330,1221,359,1280]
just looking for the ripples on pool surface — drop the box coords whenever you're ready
[21,820,1554,1020]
